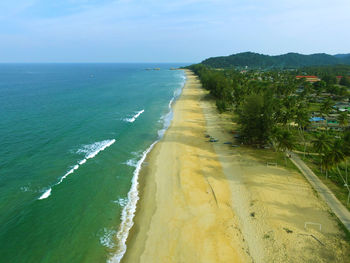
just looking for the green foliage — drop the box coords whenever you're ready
[320,99,334,116]
[187,62,348,151]
[299,64,350,78]
[237,91,278,145]
[271,128,295,152]
[201,52,350,69]
[322,75,337,85]
[216,100,227,113]
[340,76,350,87]
[312,133,332,155]
[338,112,349,128]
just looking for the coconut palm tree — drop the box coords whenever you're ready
[312,133,332,173]
[337,111,349,129]
[272,128,295,166]
[320,99,334,131]
[343,131,350,185]
[330,139,345,171]
[337,134,350,205]
[321,151,334,179]
[295,106,310,156]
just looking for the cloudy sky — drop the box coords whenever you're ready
[1,0,349,63]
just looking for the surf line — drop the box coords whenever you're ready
[124,110,144,123]
[38,139,116,200]
[108,140,157,263]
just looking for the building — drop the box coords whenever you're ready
[336,76,343,80]
[296,75,320,83]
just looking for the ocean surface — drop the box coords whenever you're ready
[0,64,186,262]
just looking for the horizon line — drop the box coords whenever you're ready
[0,62,195,64]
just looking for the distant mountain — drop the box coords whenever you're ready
[334,53,350,64]
[334,53,350,58]
[201,52,350,69]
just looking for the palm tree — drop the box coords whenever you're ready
[295,106,310,156]
[343,131,350,185]
[321,151,333,179]
[272,128,295,166]
[320,99,334,131]
[337,111,348,129]
[336,135,350,205]
[312,133,332,173]
[330,139,345,171]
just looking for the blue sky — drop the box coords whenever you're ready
[0,0,349,62]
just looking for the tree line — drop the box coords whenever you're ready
[187,63,350,205]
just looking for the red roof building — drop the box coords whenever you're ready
[296,75,320,83]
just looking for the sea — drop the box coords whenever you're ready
[0,63,186,263]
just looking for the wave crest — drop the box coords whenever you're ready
[38,139,116,200]
[108,141,158,263]
[124,110,144,123]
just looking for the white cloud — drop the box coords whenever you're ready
[0,0,349,62]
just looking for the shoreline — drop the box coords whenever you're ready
[120,70,247,262]
[119,70,350,263]
[109,71,186,263]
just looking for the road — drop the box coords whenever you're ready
[289,152,350,232]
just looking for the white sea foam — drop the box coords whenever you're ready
[124,159,138,167]
[113,197,128,207]
[39,188,52,200]
[57,169,74,184]
[38,139,116,200]
[108,140,158,263]
[108,71,186,262]
[158,110,173,138]
[100,228,117,249]
[124,110,144,123]
[158,87,183,138]
[78,139,116,160]
[168,97,174,109]
[20,186,31,192]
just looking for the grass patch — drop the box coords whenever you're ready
[301,155,350,211]
[245,148,300,173]
[337,220,350,243]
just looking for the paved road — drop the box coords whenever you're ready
[288,152,350,232]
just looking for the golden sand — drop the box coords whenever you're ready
[122,70,350,263]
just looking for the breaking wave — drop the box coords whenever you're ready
[38,139,116,200]
[108,70,186,263]
[108,141,157,263]
[124,110,144,123]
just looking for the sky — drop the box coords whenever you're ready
[0,0,349,63]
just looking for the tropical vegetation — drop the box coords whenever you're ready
[202,52,350,69]
[186,61,350,207]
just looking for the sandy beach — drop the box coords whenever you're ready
[121,70,350,263]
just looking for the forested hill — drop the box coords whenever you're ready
[202,52,350,69]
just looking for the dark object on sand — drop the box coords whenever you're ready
[224,142,233,145]
[205,134,210,138]
[232,145,239,147]
[209,138,218,142]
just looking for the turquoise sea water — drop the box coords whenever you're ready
[0,64,186,263]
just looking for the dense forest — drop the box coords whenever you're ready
[202,52,350,69]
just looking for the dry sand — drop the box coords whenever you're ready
[121,70,350,263]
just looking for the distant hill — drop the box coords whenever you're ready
[334,53,350,64]
[201,52,350,69]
